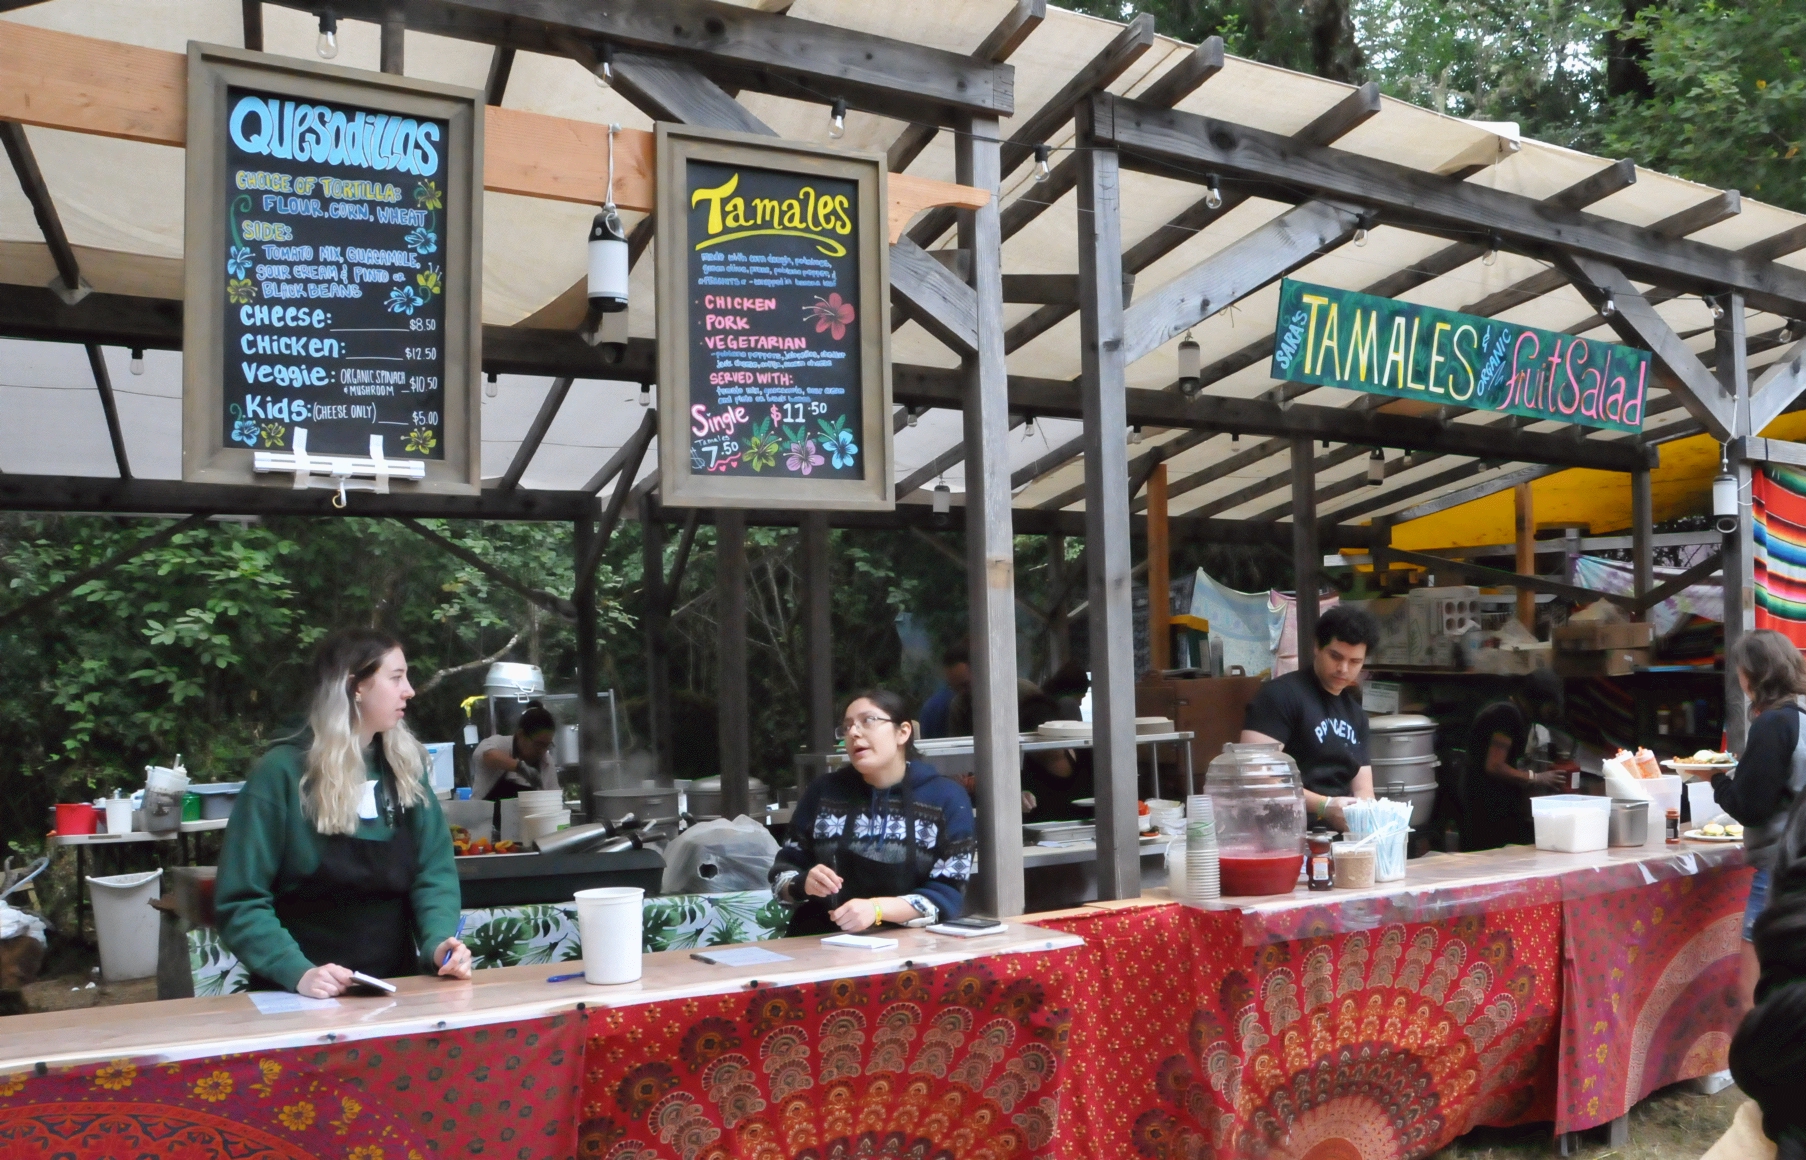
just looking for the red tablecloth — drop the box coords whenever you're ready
[576,949,1081,1159]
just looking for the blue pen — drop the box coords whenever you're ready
[443,916,466,967]
[546,972,584,983]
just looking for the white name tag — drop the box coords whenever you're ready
[357,781,378,820]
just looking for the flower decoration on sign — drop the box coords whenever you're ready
[804,292,856,341]
[387,285,425,315]
[227,278,257,305]
[259,422,288,448]
[228,405,259,447]
[743,419,780,472]
[782,424,826,476]
[403,427,437,455]
[817,415,858,469]
[226,244,254,279]
[416,264,443,300]
[414,179,443,210]
[404,225,438,255]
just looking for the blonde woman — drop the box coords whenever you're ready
[217,628,469,996]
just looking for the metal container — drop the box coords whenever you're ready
[483,662,545,701]
[1373,779,1439,827]
[684,776,771,818]
[1367,714,1438,760]
[591,786,678,825]
[1609,798,1649,847]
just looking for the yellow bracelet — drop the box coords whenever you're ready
[874,901,883,926]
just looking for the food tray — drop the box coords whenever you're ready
[1682,829,1741,843]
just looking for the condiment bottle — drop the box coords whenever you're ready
[1306,830,1334,891]
[1665,808,1681,844]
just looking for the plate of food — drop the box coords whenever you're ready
[1664,749,1737,778]
[1683,821,1743,843]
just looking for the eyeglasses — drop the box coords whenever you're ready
[835,714,896,740]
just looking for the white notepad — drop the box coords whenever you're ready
[690,946,793,966]
[249,991,341,1015]
[821,934,899,951]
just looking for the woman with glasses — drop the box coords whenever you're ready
[769,690,977,935]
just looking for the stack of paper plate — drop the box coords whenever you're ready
[1036,720,1092,741]
[1135,716,1175,735]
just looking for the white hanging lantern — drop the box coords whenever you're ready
[588,125,629,313]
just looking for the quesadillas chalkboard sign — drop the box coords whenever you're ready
[656,125,892,510]
[183,44,482,494]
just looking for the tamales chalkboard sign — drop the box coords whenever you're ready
[656,124,892,510]
[182,44,483,493]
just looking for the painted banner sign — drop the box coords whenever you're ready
[1269,278,1649,432]
[657,125,892,511]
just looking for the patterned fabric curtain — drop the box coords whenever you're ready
[1754,465,1806,647]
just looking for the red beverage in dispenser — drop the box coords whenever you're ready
[1219,851,1305,896]
[1205,742,1307,898]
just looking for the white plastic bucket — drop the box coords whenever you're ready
[86,871,161,981]
[574,886,644,984]
[103,799,133,835]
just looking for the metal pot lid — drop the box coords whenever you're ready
[687,776,768,791]
[1367,713,1437,732]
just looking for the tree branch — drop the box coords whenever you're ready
[418,632,521,696]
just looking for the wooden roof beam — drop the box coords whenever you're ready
[889,0,1045,174]
[0,121,86,303]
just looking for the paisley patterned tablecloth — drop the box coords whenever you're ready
[576,949,1080,1160]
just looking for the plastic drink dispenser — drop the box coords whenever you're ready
[1205,742,1307,895]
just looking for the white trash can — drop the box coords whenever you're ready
[86,871,161,982]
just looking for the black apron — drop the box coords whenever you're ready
[787,775,923,937]
[249,760,421,989]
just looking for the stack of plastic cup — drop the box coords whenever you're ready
[1185,794,1221,904]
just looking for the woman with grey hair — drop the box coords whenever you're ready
[216,628,469,997]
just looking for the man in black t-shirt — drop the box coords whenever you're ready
[1240,605,1379,831]
[1463,668,1569,850]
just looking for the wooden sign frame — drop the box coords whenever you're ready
[181,43,483,494]
[656,123,893,510]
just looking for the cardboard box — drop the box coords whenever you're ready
[1553,647,1649,677]
[1553,622,1654,652]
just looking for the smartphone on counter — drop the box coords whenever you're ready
[347,971,398,995]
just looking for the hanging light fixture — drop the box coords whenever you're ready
[638,382,652,408]
[1177,329,1201,396]
[1600,293,1616,317]
[1713,445,1738,533]
[828,98,847,140]
[1203,175,1223,211]
[1483,232,1500,267]
[1707,294,1725,320]
[932,480,951,515]
[593,42,614,85]
[1129,426,1143,445]
[129,348,145,376]
[588,124,629,314]
[1032,144,1052,183]
[1023,413,1036,438]
[1366,447,1385,485]
[315,10,339,59]
[1353,214,1370,247]
[484,372,498,399]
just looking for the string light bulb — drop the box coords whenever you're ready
[1129,426,1143,445]
[485,372,499,399]
[638,382,651,408]
[1366,447,1385,485]
[906,407,919,428]
[129,348,144,376]
[932,480,951,515]
[1353,218,1369,247]
[1782,320,1799,344]
[1600,293,1616,317]
[1203,175,1222,211]
[1177,330,1201,396]
[828,98,847,140]
[594,43,614,85]
[1707,295,1725,320]
[1022,413,1036,438]
[316,11,338,59]
[1483,233,1499,267]
[1032,144,1052,183]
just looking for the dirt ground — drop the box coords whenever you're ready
[1436,1081,1748,1158]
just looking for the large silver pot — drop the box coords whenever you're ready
[684,776,771,818]
[1368,714,1438,760]
[1368,715,1439,826]
[592,786,678,824]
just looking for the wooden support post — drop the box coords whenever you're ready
[1147,462,1171,672]
[379,10,404,75]
[1720,293,1755,750]
[800,512,835,756]
[1291,440,1318,657]
[641,494,674,784]
[1632,468,1653,620]
[573,517,604,812]
[957,113,1025,919]
[1515,482,1536,630]
[1076,107,1140,902]
[716,510,750,818]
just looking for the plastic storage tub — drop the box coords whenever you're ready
[1531,795,1611,852]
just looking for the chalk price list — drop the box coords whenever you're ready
[220,87,450,459]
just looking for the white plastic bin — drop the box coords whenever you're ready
[86,871,161,981]
[1531,795,1611,853]
[574,886,643,984]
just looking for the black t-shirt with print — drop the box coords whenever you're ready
[1242,669,1370,796]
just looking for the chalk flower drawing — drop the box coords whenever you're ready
[227,245,254,279]
[416,264,443,299]
[804,292,856,341]
[387,285,425,315]
[228,405,259,447]
[259,422,287,448]
[404,427,437,454]
[414,179,443,210]
[227,278,257,305]
[818,415,857,469]
[786,438,825,476]
[743,420,780,471]
[404,225,437,255]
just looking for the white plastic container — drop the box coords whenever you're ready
[1531,795,1611,853]
[87,871,161,981]
[522,809,571,848]
[574,886,644,984]
[1644,776,1685,844]
[103,799,133,835]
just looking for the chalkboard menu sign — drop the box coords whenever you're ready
[183,45,482,494]
[657,126,892,510]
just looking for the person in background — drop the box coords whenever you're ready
[1018,687,1091,822]
[1041,660,1089,723]
[917,640,970,739]
[216,628,469,997]
[770,689,976,935]
[1461,668,1570,851]
[470,700,559,802]
[1240,604,1379,831]
[1712,630,1806,1005]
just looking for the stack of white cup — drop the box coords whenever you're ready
[1185,794,1220,904]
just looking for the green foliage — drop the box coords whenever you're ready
[1600,0,1806,210]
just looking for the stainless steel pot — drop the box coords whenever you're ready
[1374,781,1438,826]
[1367,714,1438,760]
[685,776,771,818]
[1609,798,1649,847]
[592,786,678,824]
